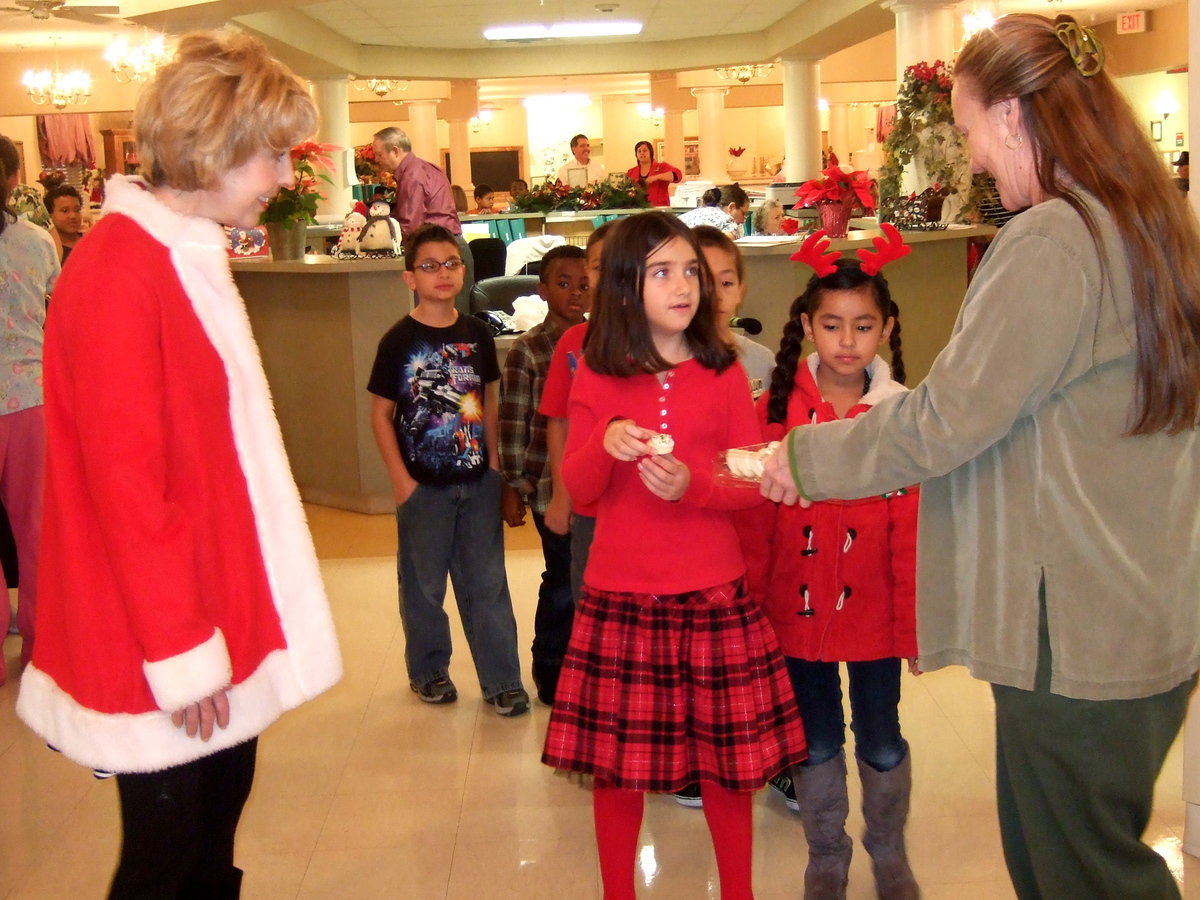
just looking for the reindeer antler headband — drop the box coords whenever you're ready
[790,223,911,277]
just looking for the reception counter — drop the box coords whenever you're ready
[738,224,995,383]
[232,255,411,514]
[232,224,993,512]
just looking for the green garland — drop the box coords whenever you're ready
[879,60,979,223]
[510,176,649,214]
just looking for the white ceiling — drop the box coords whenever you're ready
[0,0,1182,71]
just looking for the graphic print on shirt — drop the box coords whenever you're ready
[400,339,486,478]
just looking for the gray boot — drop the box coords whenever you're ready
[858,749,920,899]
[795,751,853,900]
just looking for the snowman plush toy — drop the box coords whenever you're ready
[357,199,402,257]
[332,201,369,258]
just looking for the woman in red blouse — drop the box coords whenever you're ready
[626,140,683,206]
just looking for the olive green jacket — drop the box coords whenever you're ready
[787,195,1200,700]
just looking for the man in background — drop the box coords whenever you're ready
[554,134,605,186]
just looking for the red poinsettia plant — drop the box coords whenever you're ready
[728,146,746,157]
[795,166,877,212]
[261,141,338,228]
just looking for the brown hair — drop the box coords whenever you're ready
[956,14,1200,434]
[136,31,317,192]
[402,224,459,272]
[584,210,735,376]
[692,224,745,283]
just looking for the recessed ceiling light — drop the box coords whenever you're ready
[484,20,642,41]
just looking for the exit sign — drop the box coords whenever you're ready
[1118,10,1147,34]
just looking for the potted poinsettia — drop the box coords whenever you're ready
[260,140,337,259]
[795,167,876,238]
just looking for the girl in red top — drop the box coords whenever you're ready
[542,211,805,900]
[752,228,919,899]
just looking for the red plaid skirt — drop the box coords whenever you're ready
[542,577,807,792]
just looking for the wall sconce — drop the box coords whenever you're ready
[1157,92,1180,120]
[636,102,664,127]
[470,107,495,133]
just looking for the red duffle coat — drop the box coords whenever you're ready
[744,354,918,662]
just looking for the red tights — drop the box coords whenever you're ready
[593,781,754,900]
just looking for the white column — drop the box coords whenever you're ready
[781,57,821,183]
[1183,0,1200,861]
[406,100,441,169]
[829,104,850,165]
[448,118,471,188]
[883,0,958,79]
[664,109,685,179]
[691,87,729,183]
[310,76,353,218]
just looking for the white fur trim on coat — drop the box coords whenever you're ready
[16,176,342,773]
[805,353,907,406]
[143,629,232,712]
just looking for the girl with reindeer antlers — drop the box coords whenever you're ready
[744,223,921,899]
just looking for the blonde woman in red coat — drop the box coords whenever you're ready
[748,247,919,900]
[17,33,341,897]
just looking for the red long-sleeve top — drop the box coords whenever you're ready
[564,357,764,594]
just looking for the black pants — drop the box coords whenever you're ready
[530,510,575,673]
[110,738,257,899]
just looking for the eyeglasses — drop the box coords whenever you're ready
[414,259,465,273]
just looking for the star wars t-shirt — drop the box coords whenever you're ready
[367,314,499,485]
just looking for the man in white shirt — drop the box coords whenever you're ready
[554,134,606,186]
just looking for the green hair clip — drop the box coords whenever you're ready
[1055,21,1105,77]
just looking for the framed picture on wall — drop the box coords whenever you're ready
[652,139,700,177]
[1151,120,1163,142]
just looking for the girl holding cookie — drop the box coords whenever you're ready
[542,210,806,900]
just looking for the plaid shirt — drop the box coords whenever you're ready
[499,316,568,513]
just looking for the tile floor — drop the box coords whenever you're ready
[2,504,1198,898]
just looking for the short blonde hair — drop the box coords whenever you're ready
[136,31,317,191]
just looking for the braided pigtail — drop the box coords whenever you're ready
[887,298,906,386]
[767,287,817,424]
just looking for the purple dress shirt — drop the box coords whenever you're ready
[390,152,462,236]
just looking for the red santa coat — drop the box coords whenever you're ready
[17,175,342,773]
[745,354,918,662]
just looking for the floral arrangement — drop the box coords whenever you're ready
[353,143,378,180]
[879,60,976,221]
[795,166,876,212]
[261,141,337,228]
[728,146,746,158]
[509,178,649,213]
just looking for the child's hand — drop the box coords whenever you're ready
[604,419,656,461]
[501,483,527,528]
[638,453,690,502]
[544,491,572,535]
[394,477,419,508]
[907,657,922,677]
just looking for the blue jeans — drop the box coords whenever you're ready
[530,510,574,668]
[785,656,906,772]
[396,469,524,699]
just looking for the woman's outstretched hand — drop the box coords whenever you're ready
[760,438,811,507]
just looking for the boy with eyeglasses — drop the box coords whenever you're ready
[367,224,529,716]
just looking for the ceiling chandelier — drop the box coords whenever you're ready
[104,32,171,84]
[356,78,409,98]
[715,63,773,85]
[23,41,90,109]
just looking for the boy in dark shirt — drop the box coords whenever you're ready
[367,224,529,716]
[498,245,589,704]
